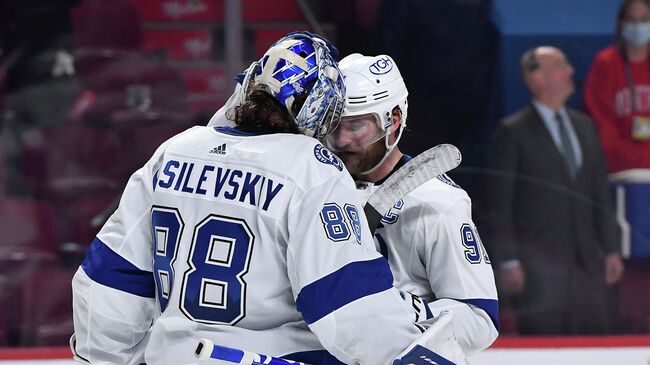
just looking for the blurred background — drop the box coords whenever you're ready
[0,0,649,349]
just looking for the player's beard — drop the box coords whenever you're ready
[335,138,387,177]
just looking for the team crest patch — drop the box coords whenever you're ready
[314,144,343,171]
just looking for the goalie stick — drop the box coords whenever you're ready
[195,339,307,365]
[194,339,459,365]
[364,143,462,234]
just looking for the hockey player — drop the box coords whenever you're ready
[323,54,500,357]
[71,33,430,365]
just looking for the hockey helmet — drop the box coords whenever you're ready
[324,53,408,155]
[239,32,345,141]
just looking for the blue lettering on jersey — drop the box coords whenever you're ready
[239,172,261,205]
[319,203,363,243]
[461,223,489,264]
[262,180,284,211]
[313,144,343,171]
[214,167,231,197]
[258,176,266,204]
[158,160,180,189]
[196,165,214,195]
[181,163,195,193]
[174,162,189,191]
[381,199,404,224]
[157,159,285,211]
[224,170,243,200]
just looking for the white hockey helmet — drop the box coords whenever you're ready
[341,53,407,125]
[325,53,408,173]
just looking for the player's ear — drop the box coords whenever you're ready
[390,107,402,133]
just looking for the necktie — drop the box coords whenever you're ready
[555,112,578,179]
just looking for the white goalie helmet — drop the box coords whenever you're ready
[324,53,408,173]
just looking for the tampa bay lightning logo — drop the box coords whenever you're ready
[314,144,343,171]
[369,57,393,75]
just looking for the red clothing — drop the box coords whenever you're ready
[584,45,650,172]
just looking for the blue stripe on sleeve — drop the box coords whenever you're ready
[459,298,500,332]
[296,257,394,324]
[81,237,155,298]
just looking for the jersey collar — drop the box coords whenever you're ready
[375,154,412,186]
[214,126,258,136]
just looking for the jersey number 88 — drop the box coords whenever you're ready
[152,207,254,325]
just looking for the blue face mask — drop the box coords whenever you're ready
[622,22,650,46]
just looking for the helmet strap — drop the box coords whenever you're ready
[239,61,261,103]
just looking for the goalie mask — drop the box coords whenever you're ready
[239,32,345,141]
[324,53,408,174]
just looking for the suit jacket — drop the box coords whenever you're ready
[486,104,620,282]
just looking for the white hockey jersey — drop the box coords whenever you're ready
[355,157,499,356]
[71,126,425,365]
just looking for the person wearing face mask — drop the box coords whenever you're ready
[584,0,650,172]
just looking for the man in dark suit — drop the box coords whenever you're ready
[486,46,625,334]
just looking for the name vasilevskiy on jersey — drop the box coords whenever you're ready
[155,159,284,211]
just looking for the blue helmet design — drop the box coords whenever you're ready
[240,32,345,140]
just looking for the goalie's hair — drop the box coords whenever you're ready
[233,86,306,135]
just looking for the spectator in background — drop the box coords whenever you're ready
[486,46,624,334]
[584,0,650,172]
[0,1,81,195]
[0,0,80,92]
